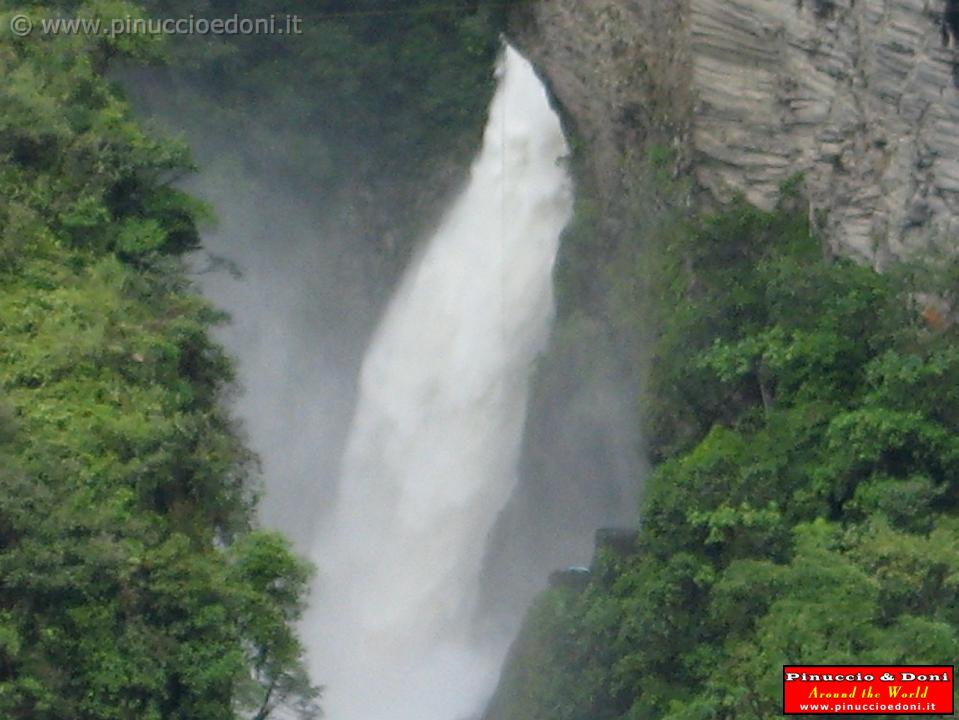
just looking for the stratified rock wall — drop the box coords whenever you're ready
[509,1,692,214]
[511,0,959,264]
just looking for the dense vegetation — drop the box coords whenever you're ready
[0,2,319,717]
[486,158,959,719]
[0,0,512,717]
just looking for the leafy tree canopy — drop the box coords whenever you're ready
[486,163,959,720]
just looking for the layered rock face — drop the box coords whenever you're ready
[510,0,959,264]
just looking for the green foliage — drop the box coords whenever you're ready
[488,180,959,720]
[0,4,318,717]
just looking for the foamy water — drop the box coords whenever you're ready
[303,45,573,720]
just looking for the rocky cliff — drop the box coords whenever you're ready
[510,0,959,265]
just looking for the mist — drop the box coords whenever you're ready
[180,176,371,547]
[123,68,390,550]
[123,33,642,720]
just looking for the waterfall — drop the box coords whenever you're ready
[304,45,573,720]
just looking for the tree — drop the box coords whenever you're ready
[0,3,319,716]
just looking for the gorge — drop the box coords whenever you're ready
[4,2,959,720]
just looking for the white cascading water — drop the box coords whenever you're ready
[305,46,573,720]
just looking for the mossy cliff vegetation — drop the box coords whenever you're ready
[485,153,959,719]
[0,3,318,718]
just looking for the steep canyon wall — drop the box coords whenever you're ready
[510,0,959,264]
